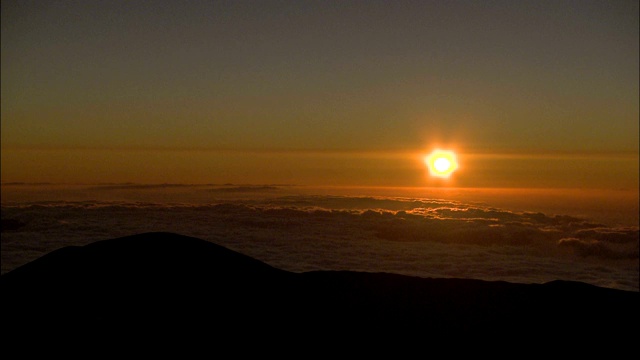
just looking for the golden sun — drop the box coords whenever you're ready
[425,149,458,178]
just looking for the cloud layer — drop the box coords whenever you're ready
[2,191,638,292]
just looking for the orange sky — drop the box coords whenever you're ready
[1,147,637,192]
[1,1,638,191]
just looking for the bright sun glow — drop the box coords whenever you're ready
[425,149,458,178]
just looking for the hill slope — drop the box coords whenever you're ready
[2,232,637,341]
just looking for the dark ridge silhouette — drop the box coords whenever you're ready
[2,232,638,342]
[207,185,281,192]
[0,218,27,232]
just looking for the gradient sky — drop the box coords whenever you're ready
[1,0,638,189]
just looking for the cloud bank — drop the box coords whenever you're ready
[2,193,638,291]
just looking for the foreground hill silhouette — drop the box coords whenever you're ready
[2,232,638,341]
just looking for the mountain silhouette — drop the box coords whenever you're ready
[2,232,638,343]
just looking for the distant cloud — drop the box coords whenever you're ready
[558,227,639,260]
[207,186,281,193]
[88,183,201,190]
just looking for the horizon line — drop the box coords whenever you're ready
[1,182,638,192]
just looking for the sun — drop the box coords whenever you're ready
[425,149,458,178]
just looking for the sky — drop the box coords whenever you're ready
[1,0,638,190]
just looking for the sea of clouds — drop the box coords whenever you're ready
[1,184,638,292]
